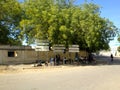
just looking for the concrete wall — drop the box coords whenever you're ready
[0,45,37,64]
[0,45,87,64]
[0,49,37,64]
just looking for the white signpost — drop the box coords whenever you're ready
[35,40,49,51]
[53,45,65,52]
[69,45,79,52]
[35,46,49,51]
[69,45,79,64]
[53,45,65,65]
[35,40,49,62]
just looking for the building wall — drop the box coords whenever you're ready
[0,50,4,64]
[0,50,37,64]
[0,45,37,64]
[0,45,88,65]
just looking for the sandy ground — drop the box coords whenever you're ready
[0,56,108,74]
[0,56,120,90]
[0,64,120,90]
[0,64,85,75]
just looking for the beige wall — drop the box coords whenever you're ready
[0,50,3,64]
[0,46,88,64]
[0,50,37,64]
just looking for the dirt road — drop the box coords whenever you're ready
[0,65,120,90]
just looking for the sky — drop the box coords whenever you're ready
[19,0,120,48]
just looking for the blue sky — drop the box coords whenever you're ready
[74,0,120,47]
[19,0,120,47]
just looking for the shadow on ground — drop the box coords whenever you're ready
[95,55,120,65]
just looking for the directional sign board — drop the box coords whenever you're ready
[69,45,79,52]
[53,45,65,52]
[36,43,49,46]
[35,46,49,51]
[35,39,49,51]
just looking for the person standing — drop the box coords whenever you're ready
[50,57,54,66]
[111,54,113,62]
[63,57,67,64]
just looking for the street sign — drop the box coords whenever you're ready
[35,46,49,51]
[35,39,49,46]
[69,48,79,52]
[53,44,65,52]
[69,45,79,48]
[69,45,79,52]
[36,43,49,46]
[35,39,49,51]
[53,47,65,50]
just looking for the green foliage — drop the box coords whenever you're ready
[18,0,118,51]
[0,0,118,51]
[118,37,120,42]
[117,46,120,52]
[0,0,22,45]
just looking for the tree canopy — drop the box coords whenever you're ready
[0,0,22,45]
[0,0,118,51]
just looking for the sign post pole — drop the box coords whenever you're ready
[35,40,49,64]
[53,45,65,65]
[69,45,79,64]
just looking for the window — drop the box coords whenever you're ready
[8,51,17,57]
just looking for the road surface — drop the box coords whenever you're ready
[0,64,120,90]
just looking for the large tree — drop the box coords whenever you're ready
[77,2,117,51]
[0,0,22,45]
[19,0,118,51]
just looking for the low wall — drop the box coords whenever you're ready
[0,47,87,65]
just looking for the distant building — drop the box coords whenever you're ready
[99,50,111,56]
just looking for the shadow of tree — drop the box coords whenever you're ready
[95,55,120,65]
